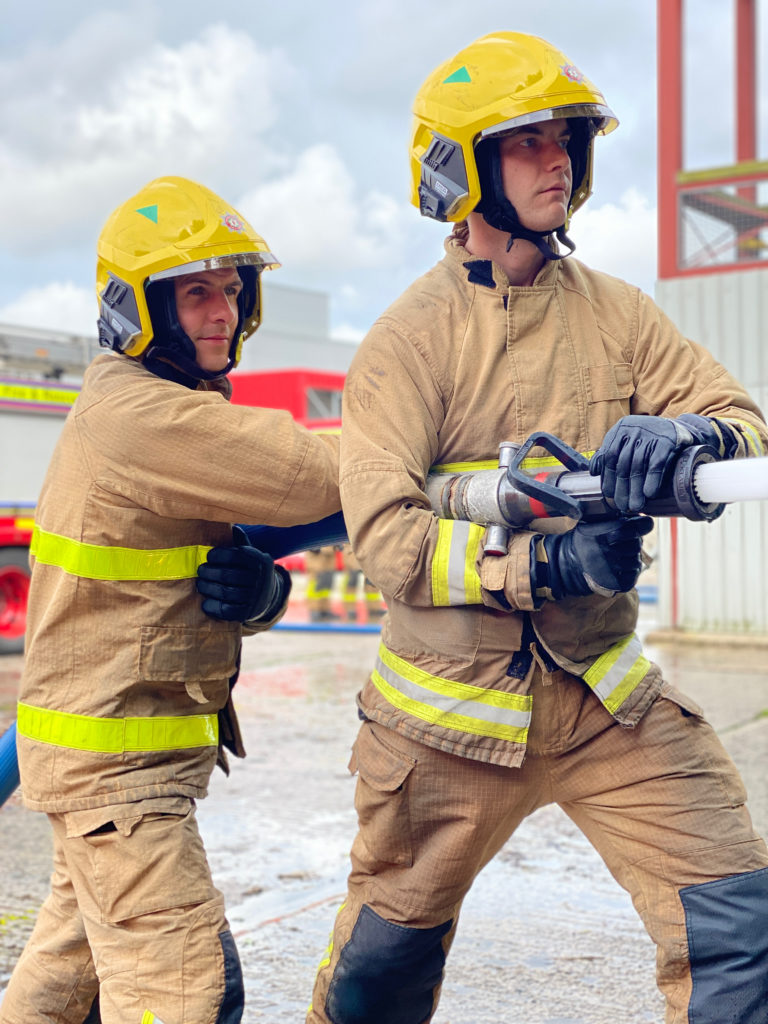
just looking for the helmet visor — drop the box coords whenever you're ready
[147,251,280,284]
[479,103,617,141]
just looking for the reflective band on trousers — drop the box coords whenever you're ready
[372,643,531,743]
[432,520,485,606]
[16,702,218,753]
[582,633,650,714]
[31,524,211,581]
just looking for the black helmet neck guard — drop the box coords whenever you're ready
[142,266,257,388]
[474,119,593,261]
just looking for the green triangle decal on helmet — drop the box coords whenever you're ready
[443,65,471,84]
[136,204,159,223]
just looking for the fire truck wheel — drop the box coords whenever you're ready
[0,548,30,655]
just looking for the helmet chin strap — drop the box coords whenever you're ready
[475,139,576,261]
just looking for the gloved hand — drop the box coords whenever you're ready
[538,515,654,600]
[590,413,737,513]
[197,541,291,623]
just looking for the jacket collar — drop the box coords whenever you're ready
[444,230,561,292]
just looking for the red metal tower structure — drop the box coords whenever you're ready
[657,0,766,630]
[658,0,767,279]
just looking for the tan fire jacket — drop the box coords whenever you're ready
[340,235,767,768]
[17,353,340,813]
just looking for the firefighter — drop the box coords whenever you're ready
[308,33,768,1024]
[340,544,385,623]
[1,176,340,1024]
[304,545,340,621]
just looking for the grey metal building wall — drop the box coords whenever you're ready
[236,281,359,374]
[654,268,768,634]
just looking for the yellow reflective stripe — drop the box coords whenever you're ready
[31,525,211,581]
[432,459,498,473]
[372,643,531,743]
[0,381,78,409]
[306,581,331,599]
[431,451,595,474]
[432,520,451,605]
[313,900,346,981]
[431,520,484,606]
[725,418,765,457]
[582,634,650,714]
[463,524,484,604]
[16,702,218,753]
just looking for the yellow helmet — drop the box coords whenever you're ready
[96,176,279,376]
[410,32,618,225]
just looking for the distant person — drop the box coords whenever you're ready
[1,176,340,1024]
[307,33,768,1024]
[305,545,341,622]
[340,543,386,623]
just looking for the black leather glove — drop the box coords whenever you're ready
[536,515,654,600]
[197,542,291,623]
[590,414,738,513]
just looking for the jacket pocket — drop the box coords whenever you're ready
[658,681,705,719]
[584,363,634,404]
[387,601,483,666]
[80,808,215,923]
[139,625,240,704]
[350,722,416,868]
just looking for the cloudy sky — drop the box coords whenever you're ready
[1,0,762,344]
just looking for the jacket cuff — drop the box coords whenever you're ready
[242,565,293,633]
[477,532,538,612]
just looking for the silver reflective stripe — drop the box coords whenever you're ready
[432,520,484,606]
[584,633,649,711]
[445,522,470,603]
[372,644,531,743]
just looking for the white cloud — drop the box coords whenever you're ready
[0,283,97,337]
[0,0,749,341]
[236,143,413,272]
[570,188,658,294]
[0,22,290,251]
[77,25,279,155]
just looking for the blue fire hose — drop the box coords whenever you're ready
[0,513,350,810]
[0,722,20,807]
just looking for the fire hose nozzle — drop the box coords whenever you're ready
[424,437,729,549]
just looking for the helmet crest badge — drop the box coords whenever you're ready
[222,212,245,232]
[559,63,585,83]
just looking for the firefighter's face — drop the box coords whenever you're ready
[173,268,241,372]
[498,117,573,233]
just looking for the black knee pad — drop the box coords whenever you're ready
[326,905,452,1024]
[215,929,244,1023]
[681,865,768,1023]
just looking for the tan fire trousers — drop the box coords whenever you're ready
[308,668,768,1023]
[0,804,242,1024]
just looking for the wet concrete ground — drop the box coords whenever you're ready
[1,591,767,1022]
